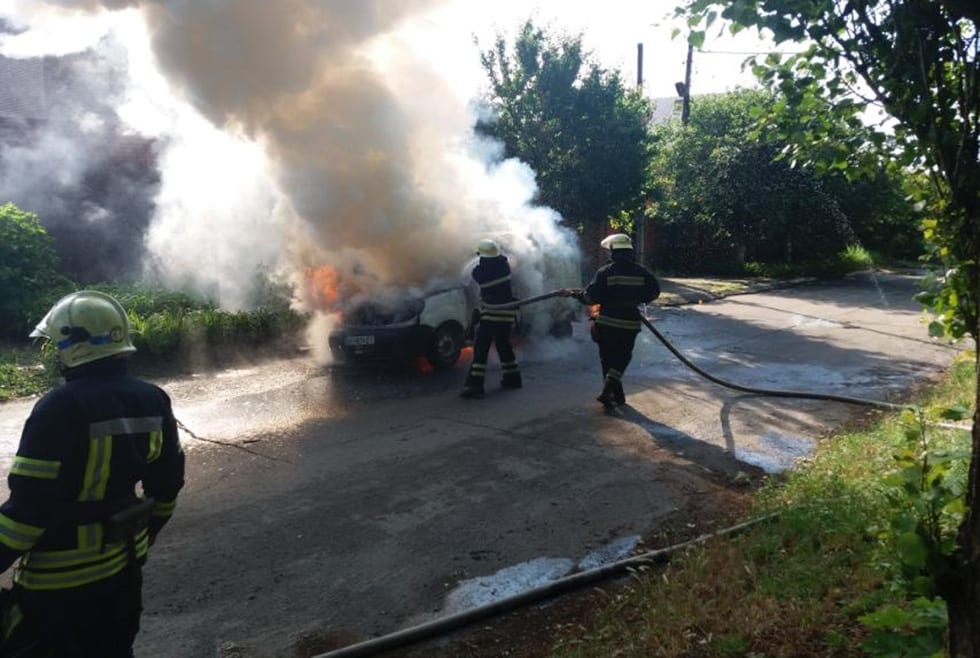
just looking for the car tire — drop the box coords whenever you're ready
[427,322,463,370]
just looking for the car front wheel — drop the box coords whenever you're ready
[427,322,463,370]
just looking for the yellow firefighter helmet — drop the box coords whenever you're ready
[600,233,633,250]
[30,290,137,368]
[476,238,500,258]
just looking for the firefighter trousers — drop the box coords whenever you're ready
[595,324,639,393]
[2,568,141,658]
[464,319,521,392]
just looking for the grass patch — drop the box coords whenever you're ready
[549,354,976,658]
[0,343,59,402]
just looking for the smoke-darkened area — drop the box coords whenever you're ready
[0,38,160,284]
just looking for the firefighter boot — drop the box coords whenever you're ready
[461,364,486,398]
[501,372,523,389]
[596,381,617,408]
[613,381,626,405]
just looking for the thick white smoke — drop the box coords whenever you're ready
[0,1,580,345]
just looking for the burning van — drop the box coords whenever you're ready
[328,245,582,369]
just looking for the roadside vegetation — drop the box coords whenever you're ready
[0,204,308,403]
[549,353,975,658]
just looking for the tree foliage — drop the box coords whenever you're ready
[477,20,653,235]
[648,89,861,273]
[678,1,979,653]
[0,203,70,339]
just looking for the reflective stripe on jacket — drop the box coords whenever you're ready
[583,254,660,331]
[473,255,518,324]
[0,358,185,590]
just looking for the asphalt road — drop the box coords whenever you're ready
[0,273,961,657]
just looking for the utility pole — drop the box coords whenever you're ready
[634,42,646,267]
[683,41,693,124]
[676,41,693,125]
[636,43,644,90]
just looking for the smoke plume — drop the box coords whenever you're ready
[0,1,579,350]
[0,33,160,283]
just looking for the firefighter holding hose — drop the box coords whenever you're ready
[0,290,185,656]
[565,233,660,407]
[460,238,523,398]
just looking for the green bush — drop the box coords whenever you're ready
[837,244,874,271]
[741,244,874,279]
[0,203,73,339]
[135,311,186,356]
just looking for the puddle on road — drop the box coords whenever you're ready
[442,535,640,614]
[735,432,814,473]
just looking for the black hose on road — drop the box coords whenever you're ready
[638,315,907,411]
[489,288,907,411]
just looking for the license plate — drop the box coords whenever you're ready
[345,335,375,346]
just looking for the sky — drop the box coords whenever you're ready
[0,1,770,359]
[442,0,768,99]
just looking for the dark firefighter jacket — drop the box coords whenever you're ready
[472,255,518,324]
[583,252,660,331]
[0,357,185,591]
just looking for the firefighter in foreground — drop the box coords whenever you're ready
[565,233,660,407]
[460,238,523,398]
[0,290,185,657]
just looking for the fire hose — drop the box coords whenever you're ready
[484,289,906,411]
[310,286,958,658]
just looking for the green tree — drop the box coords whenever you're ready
[680,1,979,653]
[478,20,653,261]
[648,89,853,273]
[0,203,69,339]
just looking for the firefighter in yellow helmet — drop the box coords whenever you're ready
[460,239,522,398]
[0,290,185,656]
[565,234,660,407]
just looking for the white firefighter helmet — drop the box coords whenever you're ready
[29,290,136,368]
[600,233,633,250]
[476,238,500,258]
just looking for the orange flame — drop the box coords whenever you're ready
[305,265,342,312]
[588,304,600,319]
